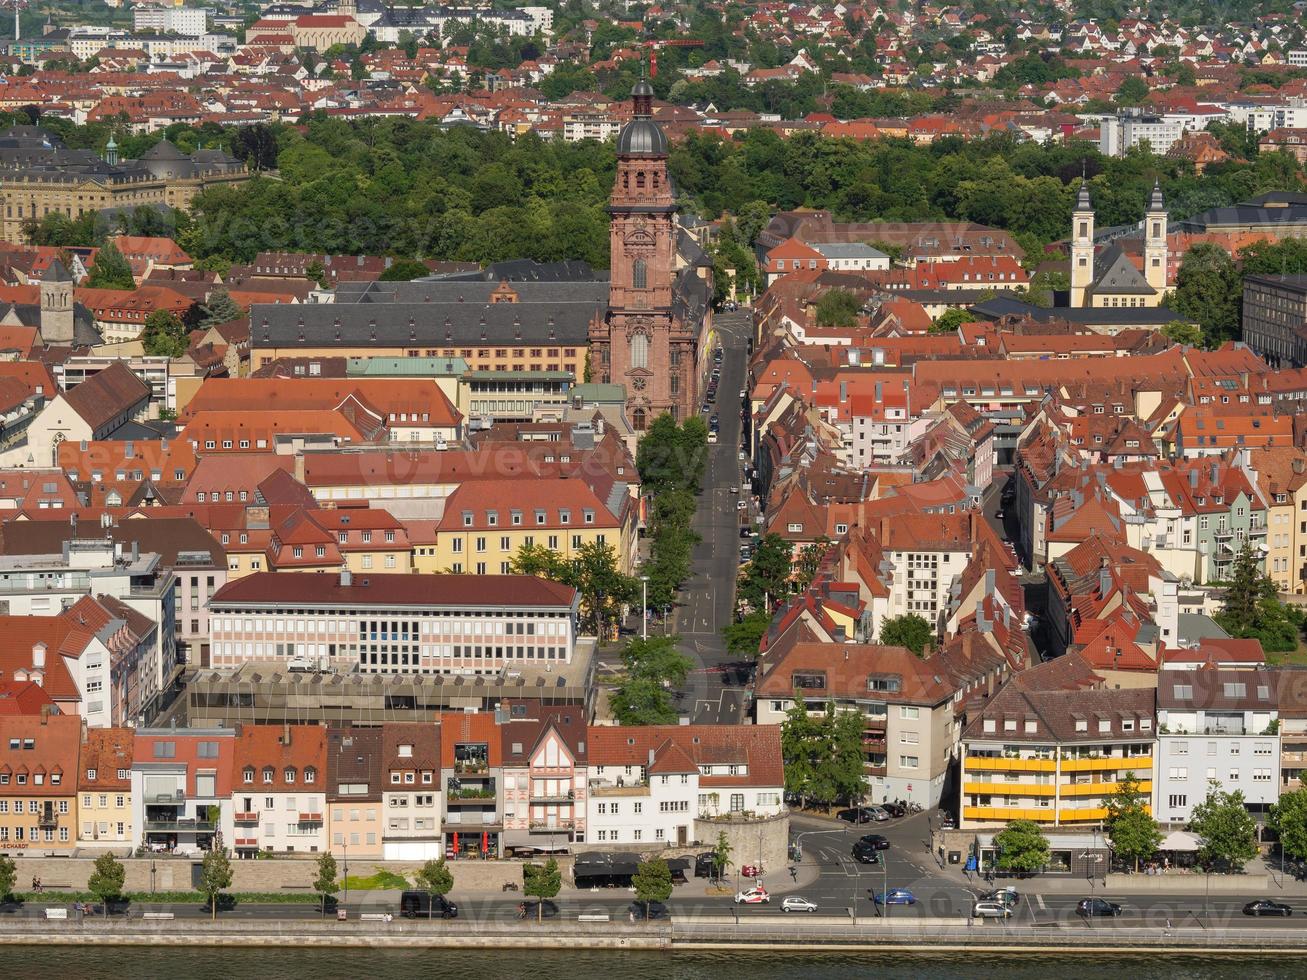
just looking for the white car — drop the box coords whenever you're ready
[730,485,739,494]
[781,896,817,913]
[737,500,747,511]
[734,887,770,904]
[972,900,1013,919]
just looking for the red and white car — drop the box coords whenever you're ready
[734,886,770,904]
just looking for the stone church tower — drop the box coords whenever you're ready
[39,258,74,346]
[592,79,697,430]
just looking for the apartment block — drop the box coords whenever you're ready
[231,724,328,856]
[959,686,1156,829]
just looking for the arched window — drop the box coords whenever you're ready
[636,171,646,189]
[630,331,649,370]
[632,408,647,431]
[284,767,296,784]
[632,258,647,290]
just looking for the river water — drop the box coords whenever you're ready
[1,947,1295,978]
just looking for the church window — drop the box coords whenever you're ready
[633,259,647,289]
[636,171,646,190]
[630,331,649,370]
[632,408,647,431]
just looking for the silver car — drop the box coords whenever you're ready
[781,896,818,912]
[972,900,1013,919]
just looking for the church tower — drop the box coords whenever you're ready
[39,258,74,346]
[1144,179,1168,294]
[1069,181,1095,309]
[593,79,695,430]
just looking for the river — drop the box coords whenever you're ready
[0,947,1295,978]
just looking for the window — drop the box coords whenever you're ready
[263,767,274,784]
[632,258,647,289]
[284,768,296,784]
[243,767,255,784]
[899,755,919,768]
[1168,795,1187,809]
[630,331,649,370]
[899,706,919,720]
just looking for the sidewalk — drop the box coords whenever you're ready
[935,855,1307,895]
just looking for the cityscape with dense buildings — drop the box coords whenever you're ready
[3,0,1307,967]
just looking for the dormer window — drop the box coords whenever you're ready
[243,767,254,784]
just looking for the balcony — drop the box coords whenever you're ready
[864,764,887,777]
[234,837,259,848]
[146,790,186,805]
[963,805,1054,823]
[38,811,58,829]
[1213,527,1234,540]
[530,789,575,804]
[453,759,489,775]
[530,819,575,831]
[964,781,1055,797]
[297,812,323,824]
[1061,756,1153,772]
[1062,780,1153,797]
[234,811,260,824]
[965,756,1056,773]
[589,780,648,797]
[1058,807,1113,822]
[448,778,496,801]
[145,820,216,833]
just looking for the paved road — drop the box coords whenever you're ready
[672,308,755,723]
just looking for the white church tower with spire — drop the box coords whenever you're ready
[1070,181,1094,309]
[1144,179,1168,294]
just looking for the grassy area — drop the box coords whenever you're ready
[1265,637,1307,666]
[342,870,409,890]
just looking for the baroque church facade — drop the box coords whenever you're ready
[590,80,710,429]
[1069,180,1168,309]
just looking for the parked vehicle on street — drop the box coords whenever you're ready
[972,900,1013,919]
[734,887,770,904]
[880,802,906,818]
[781,896,818,913]
[400,891,459,919]
[1077,898,1121,917]
[1244,899,1293,917]
[837,806,877,824]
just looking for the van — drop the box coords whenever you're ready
[399,891,459,919]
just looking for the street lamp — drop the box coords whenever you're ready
[640,576,649,641]
[341,840,349,906]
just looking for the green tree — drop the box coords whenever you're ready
[1172,244,1241,346]
[0,853,13,900]
[522,857,561,923]
[1104,773,1162,872]
[1162,320,1204,347]
[198,287,243,328]
[313,852,339,916]
[1115,75,1150,106]
[993,820,1050,873]
[86,240,136,289]
[930,308,970,335]
[722,609,771,658]
[631,857,673,920]
[878,613,933,655]
[780,699,867,807]
[87,852,126,915]
[142,309,188,357]
[199,847,234,920]
[794,537,831,591]
[814,288,860,327]
[738,533,792,614]
[1190,783,1258,871]
[711,830,733,884]
[1271,787,1307,863]
[1215,542,1305,654]
[610,635,692,725]
[413,857,454,920]
[379,258,432,281]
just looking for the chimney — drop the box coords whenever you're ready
[40,704,52,723]
[1099,562,1112,597]
[282,722,291,745]
[648,748,655,767]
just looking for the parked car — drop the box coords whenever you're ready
[737,500,747,511]
[972,900,1013,919]
[693,853,716,878]
[1244,899,1293,917]
[866,805,890,822]
[837,807,877,824]
[781,896,818,913]
[734,887,770,904]
[858,834,891,850]
[518,900,560,919]
[739,526,752,539]
[1077,898,1121,917]
[400,891,459,919]
[880,802,906,818]
[630,901,670,920]
[739,545,753,562]
[872,889,916,906]
[937,812,956,830]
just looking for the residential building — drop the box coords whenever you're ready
[501,702,588,849]
[208,570,579,674]
[959,685,1156,829]
[231,724,329,856]
[131,727,236,854]
[755,637,1005,807]
[77,726,134,847]
[442,712,503,857]
[12,362,151,470]
[326,725,385,861]
[379,722,442,860]
[1154,668,1281,824]
[0,713,81,852]
[585,725,785,846]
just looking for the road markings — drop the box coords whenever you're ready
[1037,895,1046,910]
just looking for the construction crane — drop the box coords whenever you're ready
[642,37,704,78]
[0,0,27,43]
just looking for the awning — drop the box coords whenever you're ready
[665,857,691,872]
[1159,830,1200,852]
